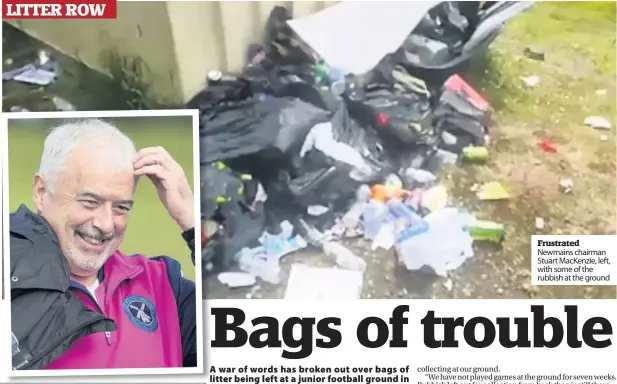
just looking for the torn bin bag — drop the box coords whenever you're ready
[201,162,248,220]
[187,77,254,115]
[200,96,330,168]
[284,103,392,209]
[201,163,267,275]
[398,1,534,87]
[343,55,434,149]
[264,6,314,66]
[433,88,489,149]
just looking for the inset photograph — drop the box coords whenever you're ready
[2,110,202,375]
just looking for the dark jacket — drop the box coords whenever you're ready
[9,204,197,370]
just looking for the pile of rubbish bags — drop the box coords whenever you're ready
[194,1,527,289]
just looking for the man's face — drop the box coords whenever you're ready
[33,142,136,278]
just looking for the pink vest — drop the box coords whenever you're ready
[46,251,183,369]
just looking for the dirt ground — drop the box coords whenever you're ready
[205,2,617,300]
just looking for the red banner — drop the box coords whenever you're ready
[3,0,116,19]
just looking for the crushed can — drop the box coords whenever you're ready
[467,220,505,243]
[462,146,489,162]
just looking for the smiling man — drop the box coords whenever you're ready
[9,118,197,371]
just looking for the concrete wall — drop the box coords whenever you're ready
[9,1,337,105]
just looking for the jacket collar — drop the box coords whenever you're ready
[101,250,144,298]
[10,204,71,292]
[10,204,60,244]
[10,205,144,295]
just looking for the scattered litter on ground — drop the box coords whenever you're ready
[51,96,76,111]
[307,205,329,216]
[462,146,489,162]
[559,178,574,194]
[523,46,545,61]
[196,1,536,299]
[420,185,449,212]
[476,182,511,200]
[595,89,607,96]
[234,221,308,284]
[371,220,396,251]
[395,207,475,277]
[404,168,437,184]
[3,63,56,85]
[600,134,608,142]
[535,217,545,230]
[2,49,58,86]
[584,115,611,130]
[283,264,365,299]
[9,106,29,112]
[467,219,505,243]
[443,279,454,292]
[520,74,540,88]
[323,241,367,271]
[537,138,558,153]
[217,272,257,288]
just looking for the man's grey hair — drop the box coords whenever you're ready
[38,118,137,193]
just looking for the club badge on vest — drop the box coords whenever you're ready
[122,295,159,332]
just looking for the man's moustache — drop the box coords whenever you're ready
[75,227,115,242]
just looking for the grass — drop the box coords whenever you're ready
[449,1,616,298]
[7,116,196,281]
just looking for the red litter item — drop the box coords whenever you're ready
[445,74,490,112]
[538,138,558,153]
[376,113,388,126]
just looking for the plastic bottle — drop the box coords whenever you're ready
[9,106,30,112]
[404,168,437,185]
[330,79,346,97]
[467,220,505,243]
[51,96,76,111]
[384,174,403,188]
[296,218,324,247]
[314,60,331,86]
[387,199,424,225]
[206,70,238,84]
[328,67,346,82]
[341,184,372,230]
[441,131,458,146]
[356,184,372,203]
[322,241,366,271]
[435,149,458,164]
[362,200,389,240]
[462,146,489,161]
[341,201,367,230]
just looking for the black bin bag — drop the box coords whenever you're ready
[200,163,267,276]
[273,102,394,215]
[433,87,489,152]
[398,1,534,88]
[200,96,330,171]
[342,54,435,151]
[264,5,314,66]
